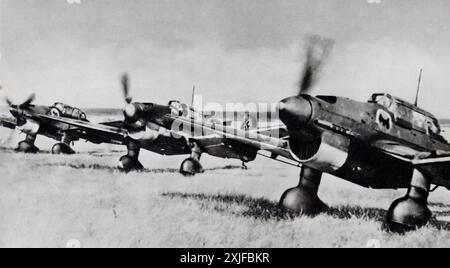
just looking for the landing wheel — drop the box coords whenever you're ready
[280,186,327,216]
[119,155,144,172]
[279,166,327,216]
[386,188,432,233]
[386,169,432,233]
[180,157,204,176]
[16,141,39,154]
[52,143,75,155]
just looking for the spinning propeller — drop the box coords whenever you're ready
[0,88,35,145]
[279,35,334,131]
[118,73,164,138]
[297,35,334,96]
[5,93,36,110]
[121,73,133,104]
[120,73,141,124]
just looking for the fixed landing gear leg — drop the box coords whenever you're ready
[386,169,432,233]
[119,139,144,171]
[279,166,328,216]
[17,134,39,153]
[52,134,75,155]
[180,142,204,176]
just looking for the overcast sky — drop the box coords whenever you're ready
[1,0,450,117]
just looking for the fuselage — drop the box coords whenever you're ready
[311,94,449,153]
[280,93,450,189]
[9,103,88,141]
[128,93,450,189]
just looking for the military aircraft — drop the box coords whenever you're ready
[0,94,93,154]
[142,36,450,233]
[252,36,450,232]
[6,36,448,232]
[25,74,274,175]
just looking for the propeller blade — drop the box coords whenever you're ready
[5,97,13,107]
[1,86,13,107]
[121,73,132,104]
[298,35,334,96]
[19,93,36,109]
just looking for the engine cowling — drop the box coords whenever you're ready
[289,133,349,173]
[17,119,40,135]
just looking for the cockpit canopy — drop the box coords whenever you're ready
[52,102,87,121]
[369,93,441,135]
[168,100,182,114]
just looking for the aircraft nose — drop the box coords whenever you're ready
[278,96,313,130]
[124,103,140,123]
[124,103,136,117]
[9,106,20,118]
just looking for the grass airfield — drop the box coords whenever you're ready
[1,129,450,248]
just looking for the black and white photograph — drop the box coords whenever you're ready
[1,0,450,251]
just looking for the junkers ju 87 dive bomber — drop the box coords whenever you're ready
[73,37,450,232]
[37,74,272,175]
[273,37,450,232]
[171,36,450,233]
[2,35,449,233]
[0,78,268,175]
[0,93,92,154]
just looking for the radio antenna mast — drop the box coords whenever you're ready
[191,85,196,107]
[414,69,423,106]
